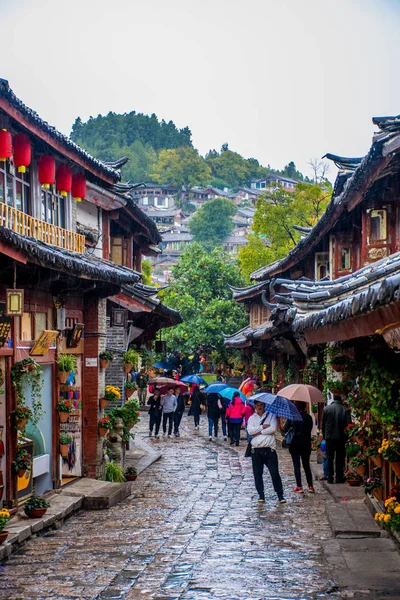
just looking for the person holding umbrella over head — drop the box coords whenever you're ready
[147,388,162,438]
[161,387,177,438]
[247,399,286,504]
[173,385,186,437]
[283,401,314,493]
[188,384,205,430]
[226,391,245,446]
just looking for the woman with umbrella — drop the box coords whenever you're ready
[188,384,205,430]
[283,401,314,493]
[226,391,246,446]
[147,388,162,438]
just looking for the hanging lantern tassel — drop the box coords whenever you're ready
[0,129,12,163]
[39,155,56,189]
[13,133,31,173]
[56,164,72,197]
[72,173,86,203]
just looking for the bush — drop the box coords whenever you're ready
[125,466,137,475]
[105,461,125,482]
[24,496,50,510]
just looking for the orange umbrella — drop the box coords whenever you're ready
[277,384,325,403]
[239,377,257,396]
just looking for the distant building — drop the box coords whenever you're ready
[250,174,298,191]
[142,208,186,231]
[131,183,178,210]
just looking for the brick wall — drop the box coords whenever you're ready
[82,297,106,478]
[105,317,127,397]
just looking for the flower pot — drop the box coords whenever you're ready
[24,508,47,519]
[347,479,361,487]
[371,455,383,468]
[0,530,9,544]
[58,411,70,423]
[355,465,366,477]
[17,468,27,478]
[391,461,400,478]
[15,418,28,430]
[124,363,133,374]
[331,364,343,372]
[99,398,109,410]
[98,427,108,438]
[126,388,134,399]
[372,487,383,501]
[58,371,70,384]
[100,359,109,370]
[126,474,137,481]
[60,444,69,457]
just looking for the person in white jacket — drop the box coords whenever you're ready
[247,400,286,504]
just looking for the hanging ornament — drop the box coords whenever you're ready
[71,173,86,202]
[38,155,56,189]
[13,133,31,173]
[56,164,72,197]
[0,129,12,162]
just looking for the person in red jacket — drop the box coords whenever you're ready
[226,392,246,446]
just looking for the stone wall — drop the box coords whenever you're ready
[105,316,127,400]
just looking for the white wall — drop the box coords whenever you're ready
[76,200,103,258]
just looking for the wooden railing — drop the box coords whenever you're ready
[0,203,86,254]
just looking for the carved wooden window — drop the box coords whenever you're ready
[367,208,387,243]
[251,304,261,327]
[315,252,329,280]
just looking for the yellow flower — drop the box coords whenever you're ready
[374,513,381,521]
[384,514,391,523]
[394,506,400,514]
[385,497,396,507]
[378,448,382,453]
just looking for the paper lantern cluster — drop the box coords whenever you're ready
[0,130,86,202]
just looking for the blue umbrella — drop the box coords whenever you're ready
[203,383,229,394]
[180,374,208,386]
[220,387,247,402]
[153,361,176,371]
[250,392,302,421]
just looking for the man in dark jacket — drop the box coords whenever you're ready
[206,393,220,441]
[322,395,351,484]
[173,386,186,437]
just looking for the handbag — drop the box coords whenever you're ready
[244,414,270,458]
[282,425,295,449]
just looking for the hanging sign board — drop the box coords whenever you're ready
[30,330,58,356]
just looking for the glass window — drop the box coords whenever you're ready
[369,209,387,242]
[340,248,351,271]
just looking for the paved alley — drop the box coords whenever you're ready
[0,416,339,600]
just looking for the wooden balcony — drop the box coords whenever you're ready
[0,203,86,254]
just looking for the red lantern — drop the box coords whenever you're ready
[72,173,86,203]
[56,164,72,197]
[13,133,31,173]
[38,155,55,189]
[0,129,12,162]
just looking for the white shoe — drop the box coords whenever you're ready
[167,434,171,438]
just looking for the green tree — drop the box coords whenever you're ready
[150,147,211,189]
[252,182,331,263]
[160,244,248,354]
[238,235,270,282]
[188,198,237,251]
[141,259,153,286]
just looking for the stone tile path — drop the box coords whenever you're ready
[0,415,340,599]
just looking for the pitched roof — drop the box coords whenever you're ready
[0,78,120,183]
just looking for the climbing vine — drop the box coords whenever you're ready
[11,358,44,425]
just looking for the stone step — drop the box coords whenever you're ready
[326,502,382,538]
[61,478,133,510]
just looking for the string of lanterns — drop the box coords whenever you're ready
[0,129,86,202]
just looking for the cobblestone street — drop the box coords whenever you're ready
[0,415,339,600]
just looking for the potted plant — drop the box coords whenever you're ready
[0,508,10,544]
[125,465,137,481]
[366,444,383,468]
[56,399,74,423]
[57,354,77,384]
[123,349,139,374]
[329,354,348,373]
[98,416,111,437]
[125,381,137,399]
[12,404,33,431]
[99,350,114,370]
[378,437,400,477]
[59,432,72,457]
[364,476,383,501]
[345,469,363,487]
[11,358,44,425]
[13,447,32,477]
[346,441,362,459]
[100,385,121,409]
[375,495,400,533]
[24,496,50,519]
[349,453,367,477]
[105,461,125,482]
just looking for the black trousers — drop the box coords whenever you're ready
[230,422,241,443]
[326,439,346,483]
[149,413,161,435]
[174,411,184,434]
[162,412,174,435]
[290,448,313,488]
[251,447,284,500]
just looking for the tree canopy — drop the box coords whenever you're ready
[160,244,248,354]
[150,147,211,189]
[188,198,237,251]
[238,235,270,282]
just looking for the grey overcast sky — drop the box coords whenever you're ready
[1,0,400,179]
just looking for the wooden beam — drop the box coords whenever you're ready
[0,240,27,264]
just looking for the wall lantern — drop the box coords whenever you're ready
[0,129,12,163]
[13,133,31,173]
[6,289,24,316]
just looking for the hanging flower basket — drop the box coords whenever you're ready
[17,468,27,478]
[330,363,344,373]
[355,464,366,477]
[391,462,400,478]
[60,444,69,457]
[124,363,133,374]
[98,427,108,438]
[58,371,70,384]
[99,398,109,409]
[100,359,109,370]
[58,412,70,423]
[371,454,383,468]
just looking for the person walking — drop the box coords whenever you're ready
[188,385,204,430]
[206,392,220,441]
[247,399,286,504]
[226,392,245,446]
[244,402,255,442]
[322,394,351,484]
[161,387,177,438]
[218,394,230,441]
[147,388,162,438]
[283,401,314,493]
[192,349,201,374]
[173,385,186,437]
[136,368,149,406]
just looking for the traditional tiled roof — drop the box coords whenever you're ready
[161,232,193,242]
[120,283,182,325]
[0,227,140,285]
[229,281,269,301]
[0,78,120,182]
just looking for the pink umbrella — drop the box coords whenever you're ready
[277,384,325,404]
[158,382,189,395]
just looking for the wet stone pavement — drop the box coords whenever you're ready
[0,415,341,600]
